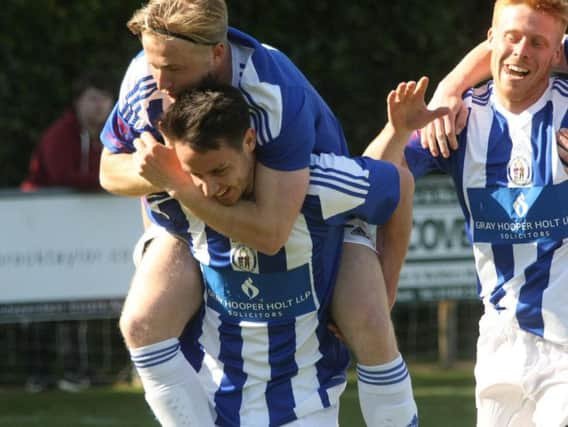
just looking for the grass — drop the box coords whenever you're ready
[0,363,475,427]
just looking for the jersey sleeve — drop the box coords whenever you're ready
[307,153,400,226]
[100,52,164,154]
[252,86,315,171]
[404,131,454,179]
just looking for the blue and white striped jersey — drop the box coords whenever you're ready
[174,153,399,427]
[100,27,350,232]
[405,77,568,345]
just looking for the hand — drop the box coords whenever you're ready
[387,76,450,135]
[557,128,568,170]
[420,81,468,158]
[132,131,192,193]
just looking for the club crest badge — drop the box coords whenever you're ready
[230,244,258,272]
[507,155,532,186]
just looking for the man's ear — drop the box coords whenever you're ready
[487,27,494,48]
[551,43,563,67]
[212,42,225,68]
[243,128,256,153]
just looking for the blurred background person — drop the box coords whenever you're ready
[20,70,114,192]
[20,70,115,392]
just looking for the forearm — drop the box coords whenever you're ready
[378,167,414,308]
[99,149,161,196]
[171,188,289,255]
[438,40,491,95]
[363,123,411,165]
[168,165,308,255]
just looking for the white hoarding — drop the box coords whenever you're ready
[0,192,141,313]
[398,175,477,301]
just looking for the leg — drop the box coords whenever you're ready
[331,165,417,427]
[332,242,397,365]
[120,231,202,348]
[332,243,417,427]
[120,229,215,426]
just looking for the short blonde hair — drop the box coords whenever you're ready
[127,0,228,45]
[493,0,568,32]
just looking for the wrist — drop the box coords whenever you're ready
[386,121,413,139]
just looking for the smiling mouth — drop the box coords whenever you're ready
[216,188,231,203]
[505,64,529,78]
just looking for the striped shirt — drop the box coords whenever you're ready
[100,27,350,232]
[179,153,399,426]
[405,77,568,345]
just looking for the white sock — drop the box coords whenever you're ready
[357,354,418,427]
[130,338,215,426]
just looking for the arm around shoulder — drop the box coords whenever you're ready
[99,148,161,196]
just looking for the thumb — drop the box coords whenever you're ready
[429,106,450,122]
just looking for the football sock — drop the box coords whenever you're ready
[130,338,215,426]
[357,354,419,427]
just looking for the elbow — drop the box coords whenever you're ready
[256,229,288,256]
[99,151,115,194]
[99,166,116,194]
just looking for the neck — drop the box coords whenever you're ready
[496,79,549,115]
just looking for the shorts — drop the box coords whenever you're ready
[343,218,378,254]
[131,224,185,267]
[475,311,568,427]
[282,405,339,427]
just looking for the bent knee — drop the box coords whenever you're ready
[334,298,392,340]
[119,311,149,348]
[119,310,172,349]
[351,301,392,333]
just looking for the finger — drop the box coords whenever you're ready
[404,81,416,99]
[427,120,442,157]
[435,118,449,157]
[414,76,430,98]
[444,114,459,151]
[387,89,397,107]
[395,82,407,102]
[386,90,397,119]
[455,103,468,135]
[420,122,436,151]
[557,131,568,167]
[557,128,568,149]
[431,107,451,122]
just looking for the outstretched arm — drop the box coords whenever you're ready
[363,76,447,305]
[364,76,448,165]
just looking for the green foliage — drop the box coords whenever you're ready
[0,0,140,187]
[0,0,493,187]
